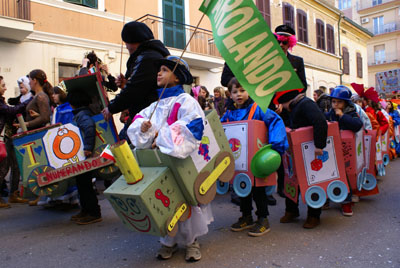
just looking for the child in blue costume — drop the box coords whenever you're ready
[325,85,363,217]
[127,56,212,262]
[221,77,288,237]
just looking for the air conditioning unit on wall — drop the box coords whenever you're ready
[361,18,369,24]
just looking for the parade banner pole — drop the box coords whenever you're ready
[149,13,206,121]
[119,0,127,75]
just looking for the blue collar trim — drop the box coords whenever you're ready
[157,85,185,99]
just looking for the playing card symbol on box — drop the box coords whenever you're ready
[317,151,329,162]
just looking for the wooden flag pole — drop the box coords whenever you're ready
[119,0,128,75]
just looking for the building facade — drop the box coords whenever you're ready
[0,0,223,101]
[0,0,372,105]
[338,0,400,91]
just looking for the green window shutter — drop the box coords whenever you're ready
[83,0,98,9]
[64,0,83,4]
[64,0,97,9]
[163,0,185,49]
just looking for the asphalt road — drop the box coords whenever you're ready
[1,162,400,268]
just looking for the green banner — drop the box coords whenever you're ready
[200,0,304,111]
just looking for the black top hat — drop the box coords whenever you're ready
[274,24,296,36]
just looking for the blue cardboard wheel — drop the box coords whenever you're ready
[357,172,364,191]
[216,180,229,195]
[233,173,252,198]
[362,173,377,191]
[265,185,276,196]
[383,154,390,166]
[305,186,326,209]
[327,180,348,203]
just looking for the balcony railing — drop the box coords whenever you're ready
[0,0,31,20]
[369,52,399,66]
[372,22,399,35]
[137,14,221,58]
[358,0,394,10]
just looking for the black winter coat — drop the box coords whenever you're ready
[73,107,96,152]
[0,96,31,137]
[288,95,328,149]
[108,40,170,117]
[287,53,307,92]
[325,103,363,132]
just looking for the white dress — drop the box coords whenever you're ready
[127,85,214,246]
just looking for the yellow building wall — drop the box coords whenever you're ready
[340,22,371,87]
[31,2,122,44]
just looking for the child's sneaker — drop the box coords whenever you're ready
[185,240,201,262]
[248,217,270,237]
[342,203,353,216]
[231,215,254,231]
[70,211,88,222]
[280,212,299,223]
[156,244,178,260]
[351,195,360,203]
[75,215,102,225]
[303,216,320,229]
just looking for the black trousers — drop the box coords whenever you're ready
[240,186,269,218]
[76,172,101,217]
[285,195,321,218]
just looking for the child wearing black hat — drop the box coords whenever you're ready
[275,89,328,229]
[127,56,211,262]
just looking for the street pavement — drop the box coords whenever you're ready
[1,161,400,268]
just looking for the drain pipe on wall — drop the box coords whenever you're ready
[338,14,343,85]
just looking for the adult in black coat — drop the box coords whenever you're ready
[275,25,307,92]
[102,22,170,121]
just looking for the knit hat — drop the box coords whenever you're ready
[274,88,302,104]
[17,76,30,91]
[155,56,193,85]
[121,21,154,43]
[275,25,296,36]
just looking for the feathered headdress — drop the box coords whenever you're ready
[350,83,379,103]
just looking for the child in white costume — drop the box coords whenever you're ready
[127,56,213,262]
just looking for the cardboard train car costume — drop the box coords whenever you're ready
[12,73,120,199]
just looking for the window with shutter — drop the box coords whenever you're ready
[282,3,294,29]
[256,0,271,26]
[296,10,308,44]
[342,47,349,75]
[64,0,98,8]
[357,53,363,78]
[316,19,325,50]
[326,24,335,54]
[163,0,186,49]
